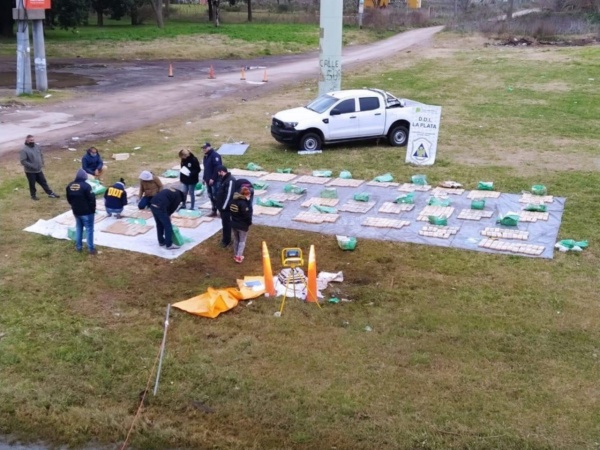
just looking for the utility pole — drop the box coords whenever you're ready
[13,0,49,95]
[358,0,364,29]
[318,0,343,96]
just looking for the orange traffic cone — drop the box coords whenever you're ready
[168,63,173,77]
[240,67,246,81]
[208,65,216,79]
[306,245,319,305]
[262,68,268,83]
[262,241,276,297]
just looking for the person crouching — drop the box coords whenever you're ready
[150,184,186,250]
[230,186,253,263]
[104,178,128,219]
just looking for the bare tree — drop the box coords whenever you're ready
[149,0,164,28]
[212,0,220,26]
[248,0,252,21]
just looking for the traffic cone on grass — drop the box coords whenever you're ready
[306,244,319,305]
[208,65,216,79]
[262,241,276,297]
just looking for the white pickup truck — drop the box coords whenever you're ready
[270,88,423,151]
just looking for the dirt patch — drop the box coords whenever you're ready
[491,36,600,47]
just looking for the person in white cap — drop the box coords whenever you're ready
[137,170,163,210]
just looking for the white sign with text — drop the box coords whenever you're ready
[405,105,442,166]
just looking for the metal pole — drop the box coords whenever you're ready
[153,303,171,396]
[32,19,48,92]
[15,11,32,95]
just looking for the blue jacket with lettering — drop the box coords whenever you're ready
[66,173,96,216]
[104,181,128,210]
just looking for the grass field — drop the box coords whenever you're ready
[0,33,599,449]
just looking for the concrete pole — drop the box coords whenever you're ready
[16,19,32,95]
[32,20,48,92]
[318,0,343,96]
[358,0,364,29]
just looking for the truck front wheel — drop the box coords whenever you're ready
[299,132,322,151]
[388,125,409,147]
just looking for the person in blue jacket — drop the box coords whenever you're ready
[104,178,128,219]
[150,184,186,250]
[178,148,201,210]
[66,169,96,254]
[81,147,106,180]
[201,142,222,217]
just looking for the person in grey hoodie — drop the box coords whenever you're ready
[19,135,60,201]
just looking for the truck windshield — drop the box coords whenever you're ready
[306,95,338,113]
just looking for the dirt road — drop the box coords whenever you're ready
[0,26,443,156]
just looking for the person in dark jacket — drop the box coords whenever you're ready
[19,134,60,201]
[66,169,96,254]
[178,148,201,210]
[215,165,236,248]
[150,184,186,250]
[81,147,106,180]
[201,142,222,217]
[230,186,253,263]
[234,178,255,214]
[104,178,128,219]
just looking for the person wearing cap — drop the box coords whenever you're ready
[201,142,222,217]
[178,148,201,210]
[66,169,96,255]
[230,186,253,263]
[19,134,60,201]
[104,178,128,219]
[150,184,186,250]
[137,170,163,210]
[215,165,236,248]
[81,147,106,181]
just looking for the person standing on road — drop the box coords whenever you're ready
[66,169,96,255]
[201,142,222,217]
[178,148,201,210]
[215,165,236,248]
[19,135,60,201]
[81,147,106,181]
[137,170,163,210]
[230,186,253,263]
[150,184,186,250]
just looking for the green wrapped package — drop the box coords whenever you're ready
[411,174,427,186]
[161,169,179,178]
[496,213,520,226]
[309,204,337,214]
[337,235,357,251]
[353,192,370,202]
[523,204,547,212]
[557,239,588,250]
[374,173,394,183]
[283,184,306,195]
[126,218,147,225]
[257,198,284,208]
[194,182,205,193]
[339,170,352,179]
[477,181,494,191]
[531,184,547,196]
[471,199,486,210]
[86,179,107,196]
[277,168,293,174]
[428,215,448,226]
[313,170,332,177]
[395,193,415,204]
[252,181,269,190]
[176,209,202,218]
[171,226,193,245]
[247,162,263,171]
[67,227,76,241]
[428,197,451,207]
[320,188,338,199]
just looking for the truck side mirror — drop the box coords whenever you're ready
[330,109,341,116]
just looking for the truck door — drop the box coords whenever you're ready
[357,96,385,136]
[327,98,362,139]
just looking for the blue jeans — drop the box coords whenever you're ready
[106,207,123,216]
[138,196,152,209]
[182,183,196,209]
[75,214,95,251]
[151,205,173,247]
